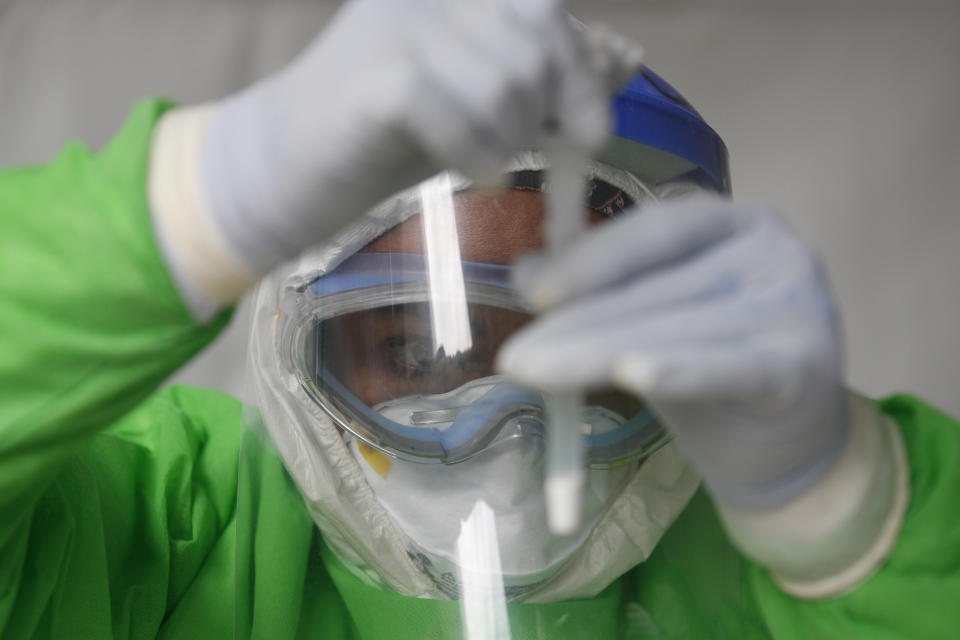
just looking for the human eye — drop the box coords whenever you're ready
[383,335,437,379]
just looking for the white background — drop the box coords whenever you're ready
[2,0,958,414]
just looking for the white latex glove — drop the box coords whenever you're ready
[497,195,851,511]
[150,0,642,317]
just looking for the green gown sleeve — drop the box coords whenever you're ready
[0,99,230,528]
[0,101,232,637]
[0,100,355,640]
[740,396,960,639]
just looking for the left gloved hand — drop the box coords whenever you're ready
[497,195,851,511]
[149,0,646,319]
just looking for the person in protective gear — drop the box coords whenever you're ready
[1,0,957,638]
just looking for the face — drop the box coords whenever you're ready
[323,189,599,407]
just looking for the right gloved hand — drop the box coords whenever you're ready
[150,0,640,317]
[498,196,851,511]
[496,195,908,596]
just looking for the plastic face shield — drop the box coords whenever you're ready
[278,170,670,469]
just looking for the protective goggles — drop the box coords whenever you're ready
[285,247,670,467]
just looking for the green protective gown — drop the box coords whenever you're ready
[1,101,958,640]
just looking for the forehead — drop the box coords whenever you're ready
[362,189,607,265]
[361,189,547,265]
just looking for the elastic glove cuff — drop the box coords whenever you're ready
[149,104,259,321]
[717,391,910,599]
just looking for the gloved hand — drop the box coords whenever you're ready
[150,0,643,317]
[497,195,851,511]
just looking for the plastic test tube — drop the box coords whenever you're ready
[542,138,588,536]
